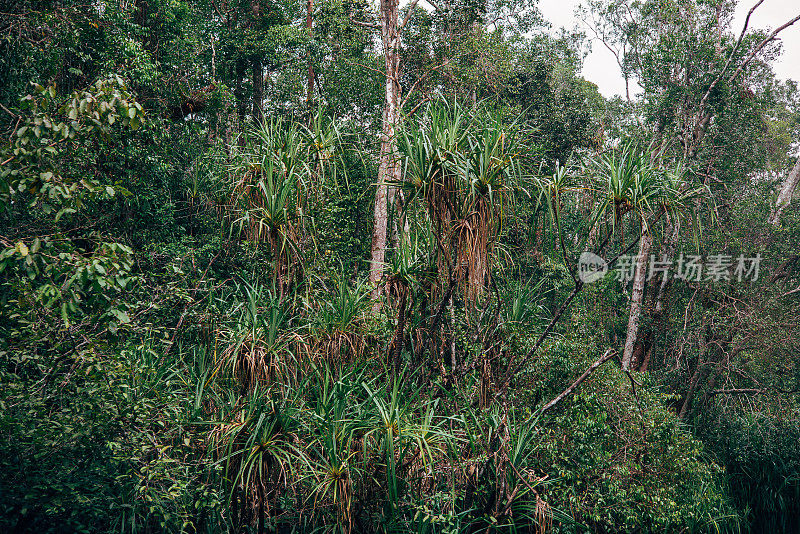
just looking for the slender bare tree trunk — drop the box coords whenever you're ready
[252,58,263,123]
[769,156,800,226]
[235,59,247,145]
[449,296,456,373]
[622,230,652,370]
[654,217,680,315]
[250,0,264,124]
[634,216,680,372]
[369,0,402,295]
[306,0,315,105]
[679,360,707,419]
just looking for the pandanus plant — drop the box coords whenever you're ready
[384,231,436,371]
[362,379,452,521]
[532,160,582,264]
[305,366,371,533]
[458,404,552,531]
[534,143,701,263]
[588,143,704,242]
[533,145,665,262]
[226,113,339,296]
[454,115,523,298]
[397,101,524,300]
[227,119,307,295]
[585,143,705,370]
[310,273,372,365]
[210,388,308,534]
[504,143,706,386]
[217,282,301,392]
[401,102,469,232]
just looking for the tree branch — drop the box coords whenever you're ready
[727,13,800,86]
[709,388,766,396]
[399,0,423,31]
[350,17,379,30]
[540,349,617,413]
[696,0,766,115]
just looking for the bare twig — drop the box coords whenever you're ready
[779,285,800,298]
[697,0,766,113]
[709,388,766,396]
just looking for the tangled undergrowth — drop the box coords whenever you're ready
[1,272,739,533]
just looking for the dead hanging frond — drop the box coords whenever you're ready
[453,196,493,300]
[397,100,525,303]
[215,282,304,392]
[221,336,278,392]
[313,330,367,365]
[210,390,308,532]
[310,275,372,365]
[222,118,332,295]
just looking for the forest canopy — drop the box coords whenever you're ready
[1,0,799,532]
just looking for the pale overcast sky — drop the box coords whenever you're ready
[537,0,800,97]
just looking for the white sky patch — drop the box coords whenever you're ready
[537,0,800,97]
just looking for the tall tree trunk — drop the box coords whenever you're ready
[635,217,680,372]
[622,230,652,370]
[252,58,263,124]
[306,0,315,105]
[369,0,402,295]
[678,359,707,419]
[769,156,800,226]
[234,60,248,147]
[653,217,680,315]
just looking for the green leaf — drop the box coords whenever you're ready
[111,309,130,324]
[54,207,76,222]
[61,302,70,326]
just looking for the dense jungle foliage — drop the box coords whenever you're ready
[1,0,799,532]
